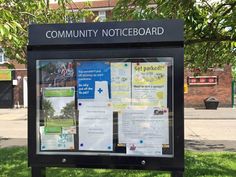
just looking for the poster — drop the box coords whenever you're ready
[40,127,74,150]
[119,107,169,146]
[77,61,113,151]
[132,62,167,107]
[43,87,76,133]
[77,61,111,100]
[111,62,131,111]
[78,102,113,151]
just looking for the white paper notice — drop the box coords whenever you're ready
[132,62,168,107]
[119,107,169,145]
[111,62,131,111]
[126,143,162,156]
[94,81,109,101]
[40,127,74,150]
[62,126,76,134]
[78,102,113,151]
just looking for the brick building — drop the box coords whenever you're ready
[0,50,27,108]
[50,0,117,22]
[185,65,233,108]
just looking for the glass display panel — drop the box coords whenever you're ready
[36,58,174,157]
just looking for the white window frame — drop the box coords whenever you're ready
[79,17,86,23]
[0,48,6,64]
[65,16,85,23]
[98,11,106,22]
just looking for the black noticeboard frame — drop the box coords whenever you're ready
[28,20,184,177]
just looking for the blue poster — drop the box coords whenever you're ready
[77,61,111,99]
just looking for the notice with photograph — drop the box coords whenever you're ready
[39,60,74,87]
[111,62,131,111]
[43,87,76,133]
[40,127,74,150]
[78,102,113,151]
[132,62,167,107]
[119,107,169,145]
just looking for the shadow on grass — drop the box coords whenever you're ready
[1,147,236,177]
[47,168,168,177]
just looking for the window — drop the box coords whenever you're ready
[79,17,86,23]
[0,48,6,64]
[65,16,85,23]
[98,11,106,22]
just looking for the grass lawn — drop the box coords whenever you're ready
[0,147,236,177]
[46,118,75,127]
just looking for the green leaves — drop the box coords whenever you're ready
[0,0,91,66]
[0,24,7,36]
[113,0,236,71]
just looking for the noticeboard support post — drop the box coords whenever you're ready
[32,167,46,177]
[171,171,183,177]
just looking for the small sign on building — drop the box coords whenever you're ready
[0,70,12,81]
[188,76,218,85]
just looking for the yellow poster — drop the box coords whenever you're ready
[111,62,131,111]
[184,83,188,93]
[132,62,167,107]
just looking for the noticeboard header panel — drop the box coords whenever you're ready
[29,20,183,46]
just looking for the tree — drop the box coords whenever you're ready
[113,0,236,72]
[0,0,93,67]
[61,101,75,119]
[60,101,76,124]
[42,99,55,125]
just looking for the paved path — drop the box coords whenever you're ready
[185,108,236,151]
[0,109,27,148]
[185,119,236,151]
[185,108,236,119]
[0,108,236,151]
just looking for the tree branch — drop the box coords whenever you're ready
[221,3,236,16]
[202,0,213,11]
[185,37,236,45]
[215,2,236,13]
[208,2,236,38]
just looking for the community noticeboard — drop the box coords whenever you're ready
[28,20,184,172]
